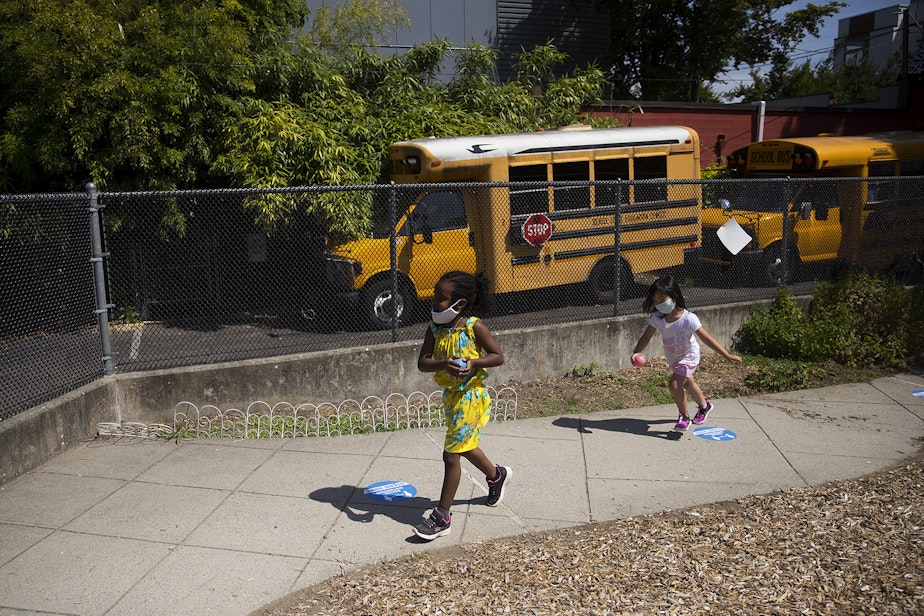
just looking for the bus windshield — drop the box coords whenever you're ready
[720,181,798,213]
[369,192,417,238]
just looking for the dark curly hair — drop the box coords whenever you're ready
[438,271,496,317]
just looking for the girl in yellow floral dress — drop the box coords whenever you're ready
[413,271,510,541]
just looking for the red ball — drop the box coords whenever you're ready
[632,354,646,367]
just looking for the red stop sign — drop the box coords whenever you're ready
[521,213,553,246]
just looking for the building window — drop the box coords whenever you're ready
[844,38,868,66]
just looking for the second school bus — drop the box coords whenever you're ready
[697,132,924,285]
[322,125,703,328]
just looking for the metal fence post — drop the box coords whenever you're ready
[86,182,115,375]
[389,182,399,341]
[781,178,793,287]
[613,179,623,317]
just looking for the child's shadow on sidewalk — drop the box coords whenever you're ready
[309,485,478,542]
[552,416,682,440]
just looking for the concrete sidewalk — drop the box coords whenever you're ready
[1,374,922,616]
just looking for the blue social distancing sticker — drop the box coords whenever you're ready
[364,480,417,502]
[693,426,737,441]
[912,389,924,400]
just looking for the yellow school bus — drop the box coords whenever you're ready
[698,132,924,285]
[323,125,703,328]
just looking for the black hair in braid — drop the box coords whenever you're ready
[439,270,496,317]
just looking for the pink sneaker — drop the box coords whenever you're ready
[673,415,691,432]
[693,401,714,425]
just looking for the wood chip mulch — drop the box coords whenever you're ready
[259,454,924,615]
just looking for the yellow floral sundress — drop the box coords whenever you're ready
[431,316,492,453]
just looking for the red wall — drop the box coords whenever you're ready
[585,84,923,168]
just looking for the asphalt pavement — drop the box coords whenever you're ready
[1,373,923,616]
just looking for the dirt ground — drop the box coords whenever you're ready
[505,353,893,420]
[261,456,924,616]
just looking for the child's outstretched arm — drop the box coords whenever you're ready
[631,325,657,363]
[695,327,742,364]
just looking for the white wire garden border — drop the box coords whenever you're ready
[100,385,517,439]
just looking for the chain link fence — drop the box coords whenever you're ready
[3,177,922,422]
[1,193,104,418]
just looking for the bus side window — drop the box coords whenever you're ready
[867,161,896,204]
[413,191,467,232]
[594,158,630,206]
[899,158,924,198]
[863,162,899,231]
[510,164,549,215]
[633,156,667,202]
[551,161,590,210]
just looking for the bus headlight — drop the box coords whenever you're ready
[324,257,360,290]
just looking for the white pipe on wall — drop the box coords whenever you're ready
[755,100,766,141]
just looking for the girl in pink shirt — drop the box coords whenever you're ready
[631,275,742,432]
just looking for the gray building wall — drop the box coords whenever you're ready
[304,0,498,81]
[833,1,924,73]
[495,0,610,80]
[302,0,610,82]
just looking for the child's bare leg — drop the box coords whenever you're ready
[669,374,689,416]
[461,447,497,478]
[683,376,708,408]
[438,451,462,511]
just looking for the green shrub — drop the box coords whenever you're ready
[700,162,731,180]
[734,272,923,369]
[808,272,917,368]
[910,286,924,363]
[568,363,600,377]
[734,287,809,358]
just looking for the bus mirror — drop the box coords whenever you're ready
[422,228,433,244]
[799,202,812,219]
[719,198,731,211]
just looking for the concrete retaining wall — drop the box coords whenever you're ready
[0,381,119,484]
[0,301,764,485]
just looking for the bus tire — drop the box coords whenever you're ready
[760,244,798,286]
[361,278,415,329]
[587,257,635,303]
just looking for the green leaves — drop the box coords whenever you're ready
[2,0,607,236]
[307,0,409,52]
[596,0,845,102]
[734,273,923,370]
[1,0,307,191]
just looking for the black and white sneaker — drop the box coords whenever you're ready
[486,465,511,507]
[413,509,451,540]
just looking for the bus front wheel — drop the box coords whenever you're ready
[361,278,416,329]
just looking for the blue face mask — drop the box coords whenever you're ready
[655,299,675,314]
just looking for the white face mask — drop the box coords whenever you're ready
[655,298,676,314]
[431,299,463,324]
